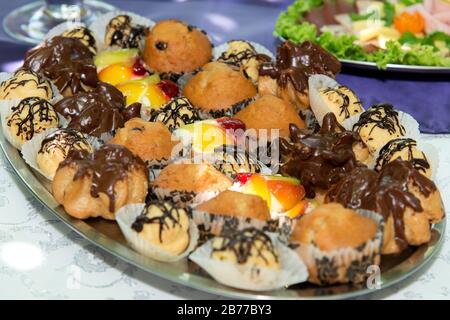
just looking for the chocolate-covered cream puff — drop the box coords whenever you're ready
[317,86,363,123]
[105,15,147,49]
[131,201,190,255]
[62,26,97,54]
[0,69,55,100]
[36,128,94,179]
[52,144,148,220]
[149,97,201,131]
[258,41,341,111]
[23,36,99,96]
[4,97,59,148]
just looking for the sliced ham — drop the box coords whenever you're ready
[404,0,450,34]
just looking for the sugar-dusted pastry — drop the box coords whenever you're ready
[54,82,141,137]
[143,20,212,76]
[217,40,272,83]
[62,26,97,54]
[0,69,55,100]
[309,74,363,125]
[36,128,94,179]
[258,41,341,111]
[149,96,201,131]
[374,138,431,178]
[280,113,369,199]
[326,159,445,254]
[23,36,99,96]
[151,163,232,207]
[108,118,180,163]
[291,203,383,285]
[183,61,257,117]
[52,144,148,220]
[189,227,308,291]
[3,97,59,149]
[105,15,147,49]
[353,103,406,154]
[234,94,306,138]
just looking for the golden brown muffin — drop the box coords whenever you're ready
[143,19,212,74]
[234,94,306,138]
[108,118,180,163]
[196,190,270,220]
[52,145,148,220]
[183,61,257,116]
[292,203,378,252]
[152,163,232,193]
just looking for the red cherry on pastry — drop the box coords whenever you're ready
[235,172,253,185]
[132,59,148,77]
[216,117,246,132]
[157,80,179,99]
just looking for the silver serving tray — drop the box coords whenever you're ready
[0,130,446,299]
[340,59,450,74]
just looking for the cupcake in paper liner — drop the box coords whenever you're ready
[21,127,102,181]
[143,20,213,82]
[371,137,438,180]
[214,40,274,84]
[107,117,182,180]
[341,103,420,154]
[116,202,199,262]
[0,97,59,150]
[43,21,98,55]
[183,61,258,118]
[0,69,62,102]
[151,163,232,208]
[308,74,364,126]
[189,227,308,291]
[290,203,384,285]
[192,190,294,244]
[89,11,155,51]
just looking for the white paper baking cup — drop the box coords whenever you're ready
[189,232,308,291]
[213,40,275,61]
[0,98,60,150]
[152,187,221,208]
[21,127,103,181]
[89,10,155,52]
[308,74,364,126]
[116,203,199,262]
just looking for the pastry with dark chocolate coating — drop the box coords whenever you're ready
[52,144,148,220]
[105,15,147,49]
[53,82,141,137]
[280,113,369,199]
[258,41,341,111]
[0,69,55,100]
[325,159,444,254]
[23,36,99,96]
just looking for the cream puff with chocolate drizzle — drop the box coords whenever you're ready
[0,69,55,100]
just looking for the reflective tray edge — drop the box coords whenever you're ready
[0,130,446,300]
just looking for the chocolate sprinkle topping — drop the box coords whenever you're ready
[23,36,99,95]
[212,228,278,265]
[53,82,141,137]
[59,144,148,213]
[259,40,341,93]
[326,159,437,251]
[280,113,363,198]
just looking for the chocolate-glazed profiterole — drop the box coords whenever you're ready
[353,103,406,154]
[36,128,94,179]
[258,41,341,110]
[62,26,97,54]
[54,82,141,137]
[326,159,444,254]
[23,36,98,96]
[4,97,59,149]
[0,69,55,100]
[149,97,201,131]
[105,15,147,49]
[374,138,431,178]
[280,113,367,198]
[52,144,148,220]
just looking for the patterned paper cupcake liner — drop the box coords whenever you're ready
[212,40,275,62]
[189,232,308,291]
[294,209,384,285]
[21,128,103,181]
[116,203,199,262]
[88,10,155,52]
[196,96,256,119]
[152,187,220,208]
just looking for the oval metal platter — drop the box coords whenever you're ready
[0,130,446,299]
